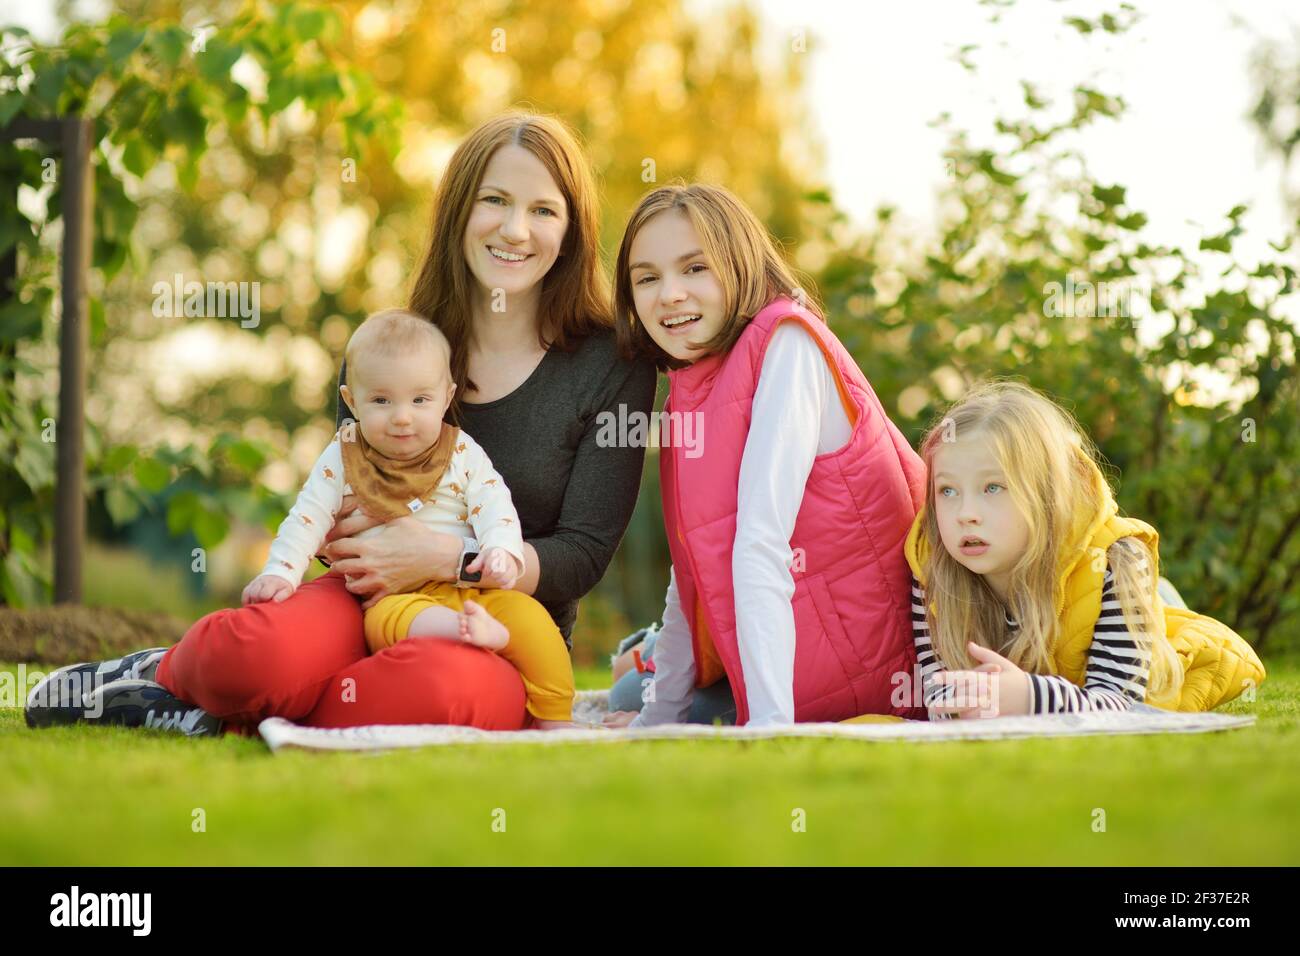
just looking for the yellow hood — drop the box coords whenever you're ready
[902,456,1264,711]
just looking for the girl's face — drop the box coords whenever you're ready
[627,209,726,364]
[931,434,1030,600]
[462,145,569,305]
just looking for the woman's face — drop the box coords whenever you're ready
[627,209,726,364]
[462,145,569,305]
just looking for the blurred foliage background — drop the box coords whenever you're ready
[1,0,1296,667]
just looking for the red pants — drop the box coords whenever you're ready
[156,572,529,737]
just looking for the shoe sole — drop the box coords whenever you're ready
[24,663,104,728]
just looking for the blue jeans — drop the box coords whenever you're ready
[608,626,736,725]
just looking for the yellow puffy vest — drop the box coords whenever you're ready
[902,458,1265,712]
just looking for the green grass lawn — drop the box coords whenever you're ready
[2,660,1297,865]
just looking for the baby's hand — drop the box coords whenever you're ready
[466,547,521,590]
[242,574,295,606]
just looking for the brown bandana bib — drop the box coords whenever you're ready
[338,422,460,522]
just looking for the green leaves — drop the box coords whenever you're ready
[192,505,230,550]
[209,434,272,474]
[120,137,155,178]
[104,484,142,526]
[165,489,229,549]
[1092,184,1127,207]
[146,25,188,69]
[133,457,172,494]
[165,491,198,537]
[1063,6,1139,37]
[812,22,1299,649]
[106,26,145,63]
[0,7,388,609]
[289,7,330,43]
[100,444,139,475]
[195,37,244,83]
[0,91,26,128]
[79,431,279,558]
[159,82,208,152]
[29,61,70,114]
[0,297,44,343]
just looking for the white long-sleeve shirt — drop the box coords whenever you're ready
[260,429,526,587]
[632,321,853,727]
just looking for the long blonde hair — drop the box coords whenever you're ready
[918,380,1182,703]
[612,182,820,370]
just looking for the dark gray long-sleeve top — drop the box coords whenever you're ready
[335,327,658,645]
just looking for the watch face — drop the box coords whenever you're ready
[459,551,482,583]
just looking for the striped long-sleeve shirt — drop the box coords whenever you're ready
[912,551,1152,717]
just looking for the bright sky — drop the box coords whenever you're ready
[8,0,1296,255]
[731,0,1298,263]
[6,0,1296,424]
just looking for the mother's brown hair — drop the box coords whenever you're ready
[407,111,611,420]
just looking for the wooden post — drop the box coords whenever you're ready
[54,118,93,603]
[0,117,92,604]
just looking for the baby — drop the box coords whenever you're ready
[242,308,575,729]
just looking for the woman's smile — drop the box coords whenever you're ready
[487,245,532,265]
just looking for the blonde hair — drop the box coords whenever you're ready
[917,380,1182,704]
[344,309,451,391]
[613,182,820,370]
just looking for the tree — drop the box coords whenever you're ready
[0,1,400,604]
[813,5,1300,650]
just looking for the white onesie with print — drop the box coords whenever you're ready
[259,430,525,587]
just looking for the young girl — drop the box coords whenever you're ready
[604,183,927,728]
[906,380,1265,718]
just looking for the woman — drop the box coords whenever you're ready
[26,112,657,737]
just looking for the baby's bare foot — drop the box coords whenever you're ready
[459,599,509,650]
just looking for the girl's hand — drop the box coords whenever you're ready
[466,547,522,590]
[328,518,463,610]
[927,667,999,720]
[602,710,639,728]
[242,574,295,606]
[931,642,1031,719]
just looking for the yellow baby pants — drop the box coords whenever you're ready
[364,581,574,722]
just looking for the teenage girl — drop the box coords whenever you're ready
[604,183,927,727]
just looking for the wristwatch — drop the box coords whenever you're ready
[455,537,481,587]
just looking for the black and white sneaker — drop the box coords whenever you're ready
[84,679,223,737]
[24,647,170,729]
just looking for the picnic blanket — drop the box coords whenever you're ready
[258,690,1256,753]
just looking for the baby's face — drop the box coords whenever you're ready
[342,345,455,460]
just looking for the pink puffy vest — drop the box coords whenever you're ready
[661,297,927,724]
